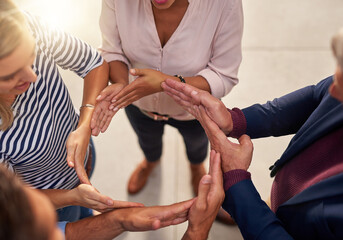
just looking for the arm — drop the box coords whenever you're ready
[90,61,128,136]
[40,184,143,212]
[195,103,294,239]
[106,68,211,113]
[182,150,225,240]
[32,15,110,184]
[242,76,333,138]
[65,199,194,240]
[65,61,109,184]
[224,180,293,240]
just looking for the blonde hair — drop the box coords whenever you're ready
[331,28,343,71]
[0,0,26,131]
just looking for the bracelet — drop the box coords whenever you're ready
[79,104,95,111]
[174,75,186,83]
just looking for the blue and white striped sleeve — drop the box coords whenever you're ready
[26,14,103,78]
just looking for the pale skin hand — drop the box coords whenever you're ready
[66,124,92,185]
[72,184,144,212]
[161,78,233,135]
[90,82,125,136]
[182,150,225,240]
[41,184,144,212]
[195,105,254,172]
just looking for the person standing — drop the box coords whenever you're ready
[92,0,243,223]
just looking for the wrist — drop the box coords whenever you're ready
[183,227,208,240]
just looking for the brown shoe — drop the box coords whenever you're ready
[190,163,207,196]
[216,207,236,225]
[127,159,159,194]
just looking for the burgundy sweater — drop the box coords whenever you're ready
[224,108,343,212]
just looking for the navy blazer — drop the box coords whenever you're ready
[223,76,343,239]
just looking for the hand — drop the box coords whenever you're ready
[182,150,224,240]
[72,184,144,212]
[161,79,233,134]
[91,83,125,136]
[196,105,253,172]
[109,68,168,110]
[116,199,195,231]
[66,126,92,184]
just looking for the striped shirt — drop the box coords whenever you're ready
[0,13,103,189]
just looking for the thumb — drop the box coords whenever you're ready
[96,85,116,101]
[129,68,146,76]
[196,175,212,209]
[238,134,253,151]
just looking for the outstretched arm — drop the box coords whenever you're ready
[65,199,194,240]
[41,184,143,212]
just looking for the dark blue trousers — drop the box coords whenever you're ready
[125,104,208,164]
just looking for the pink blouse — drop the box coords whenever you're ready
[99,0,243,120]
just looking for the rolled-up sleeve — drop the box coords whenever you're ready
[99,0,130,67]
[197,0,243,98]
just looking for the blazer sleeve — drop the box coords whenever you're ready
[242,76,333,138]
[223,179,294,240]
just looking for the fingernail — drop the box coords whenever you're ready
[191,90,198,95]
[113,107,118,112]
[107,199,114,205]
[109,105,114,110]
[130,69,136,74]
[111,99,116,103]
[96,95,101,100]
[202,176,211,184]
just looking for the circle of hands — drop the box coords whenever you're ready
[65,69,255,235]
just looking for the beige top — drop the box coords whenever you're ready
[99,0,243,120]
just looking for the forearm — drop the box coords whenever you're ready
[182,228,209,240]
[224,180,293,240]
[109,60,129,85]
[78,61,109,129]
[40,189,78,209]
[65,210,124,240]
[181,75,211,93]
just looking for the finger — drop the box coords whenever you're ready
[74,147,91,185]
[113,94,139,111]
[162,82,193,103]
[210,150,223,186]
[91,127,100,136]
[66,143,76,168]
[111,200,144,208]
[96,86,116,102]
[164,78,197,97]
[96,110,105,129]
[198,106,225,140]
[111,84,137,105]
[196,175,212,210]
[99,112,110,130]
[239,134,254,152]
[129,68,147,77]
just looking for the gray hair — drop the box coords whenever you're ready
[331,28,343,70]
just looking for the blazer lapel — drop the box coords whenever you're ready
[270,96,343,176]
